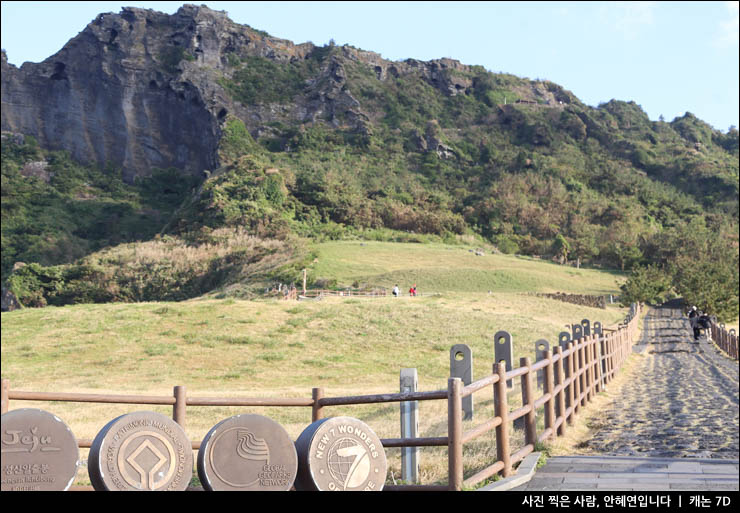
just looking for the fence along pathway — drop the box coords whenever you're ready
[513,302,739,491]
[1,305,643,491]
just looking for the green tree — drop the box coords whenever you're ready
[552,234,570,263]
[619,264,673,306]
[671,245,739,322]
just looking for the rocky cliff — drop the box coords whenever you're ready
[1,4,499,182]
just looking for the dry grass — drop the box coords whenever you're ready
[1,239,635,488]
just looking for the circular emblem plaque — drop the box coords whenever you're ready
[197,414,297,491]
[88,411,193,491]
[294,417,386,491]
[1,408,80,491]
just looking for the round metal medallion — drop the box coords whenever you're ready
[1,408,80,491]
[197,414,297,491]
[294,417,386,491]
[88,411,192,491]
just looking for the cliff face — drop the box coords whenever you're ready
[1,4,491,182]
[1,5,301,181]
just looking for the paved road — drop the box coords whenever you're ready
[513,303,739,491]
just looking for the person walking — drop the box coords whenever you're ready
[688,306,701,340]
[392,284,400,297]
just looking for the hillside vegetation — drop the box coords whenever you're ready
[1,10,738,319]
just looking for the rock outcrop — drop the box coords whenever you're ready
[1,4,482,182]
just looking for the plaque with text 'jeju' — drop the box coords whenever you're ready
[1,408,80,491]
[294,416,386,491]
[197,414,297,491]
[88,411,193,491]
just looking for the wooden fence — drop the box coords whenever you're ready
[709,322,739,360]
[300,288,388,299]
[0,303,642,491]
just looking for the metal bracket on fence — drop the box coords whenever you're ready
[400,368,419,484]
[450,345,473,420]
[572,323,584,341]
[494,331,514,389]
[534,339,550,389]
[581,319,591,337]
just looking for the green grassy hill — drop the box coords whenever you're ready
[310,240,623,295]
[0,239,636,488]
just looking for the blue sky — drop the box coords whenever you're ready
[2,1,738,132]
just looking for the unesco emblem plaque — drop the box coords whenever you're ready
[294,417,386,491]
[88,411,192,491]
[197,414,297,491]
[1,409,80,491]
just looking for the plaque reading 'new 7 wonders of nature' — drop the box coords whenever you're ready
[197,414,298,491]
[1,408,80,491]
[88,411,193,491]
[294,416,387,491]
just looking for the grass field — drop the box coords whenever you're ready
[1,240,633,488]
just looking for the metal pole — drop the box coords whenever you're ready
[400,369,419,484]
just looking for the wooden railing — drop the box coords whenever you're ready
[300,288,388,298]
[0,304,642,491]
[709,322,739,360]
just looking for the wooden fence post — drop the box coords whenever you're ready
[580,338,588,407]
[520,357,537,447]
[173,385,187,427]
[312,387,324,422]
[494,362,511,477]
[584,336,592,403]
[573,339,582,415]
[553,347,566,436]
[1,379,9,414]
[543,351,555,437]
[566,342,575,426]
[447,377,463,491]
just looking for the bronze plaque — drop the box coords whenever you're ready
[1,408,80,491]
[197,414,297,491]
[294,417,386,491]
[88,411,192,491]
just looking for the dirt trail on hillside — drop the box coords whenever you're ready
[585,303,739,459]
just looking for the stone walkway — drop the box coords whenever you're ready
[513,303,739,491]
[511,455,738,491]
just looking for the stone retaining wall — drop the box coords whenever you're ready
[538,292,606,309]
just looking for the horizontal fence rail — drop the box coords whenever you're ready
[1,303,643,491]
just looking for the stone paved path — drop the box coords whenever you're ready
[511,455,739,491]
[513,303,739,491]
